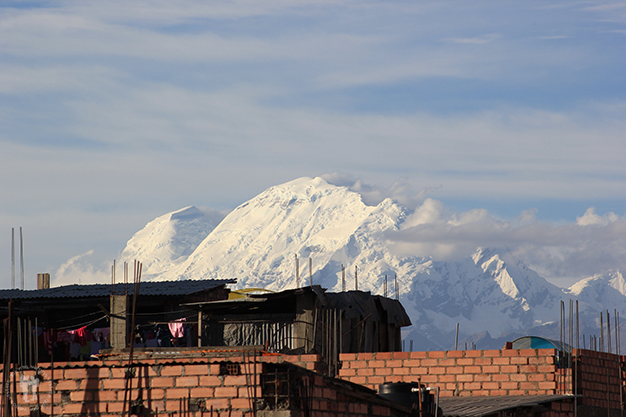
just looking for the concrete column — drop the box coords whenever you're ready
[110,295,128,349]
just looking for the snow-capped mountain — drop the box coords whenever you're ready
[119,177,626,350]
[120,206,216,280]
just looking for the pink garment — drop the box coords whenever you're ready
[168,318,186,338]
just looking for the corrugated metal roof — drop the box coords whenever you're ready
[439,395,576,417]
[0,279,236,300]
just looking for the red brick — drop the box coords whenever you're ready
[166,388,189,398]
[340,353,356,361]
[369,376,386,385]
[482,382,499,390]
[464,366,481,374]
[376,352,393,360]
[422,359,438,366]
[151,377,174,388]
[539,381,557,390]
[457,374,473,382]
[375,368,392,376]
[439,374,456,383]
[392,351,410,359]
[64,368,88,379]
[538,365,556,372]
[55,379,79,390]
[464,382,481,390]
[224,375,248,386]
[103,379,126,390]
[482,365,500,373]
[475,358,492,365]
[176,376,198,387]
[369,360,386,368]
[184,364,209,375]
[474,374,491,382]
[500,365,518,373]
[403,359,421,367]
[149,389,166,399]
[231,398,254,409]
[490,389,507,396]
[465,350,482,357]
[447,367,464,374]
[484,350,501,357]
[161,365,184,376]
[386,359,403,367]
[238,387,262,397]
[410,367,428,375]
[392,367,410,375]
[528,373,546,382]
[205,397,229,409]
[351,360,368,368]
[357,368,374,376]
[70,390,93,402]
[520,365,538,373]
[501,381,518,389]
[199,375,223,386]
[430,367,446,375]
[215,386,239,397]
[439,359,456,366]
[457,358,474,366]
[492,374,510,382]
[338,368,356,377]
[511,357,529,365]
[502,349,519,357]
[510,374,527,382]
[409,351,427,358]
[428,351,446,358]
[350,376,367,384]
[447,350,464,358]
[493,357,510,365]
[79,378,101,390]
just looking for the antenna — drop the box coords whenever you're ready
[384,275,387,297]
[20,227,24,290]
[354,266,358,291]
[341,264,345,292]
[309,257,312,286]
[11,228,15,289]
[395,274,399,300]
[295,254,300,289]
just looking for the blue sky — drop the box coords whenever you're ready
[1,1,625,288]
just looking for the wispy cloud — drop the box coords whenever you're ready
[444,33,501,44]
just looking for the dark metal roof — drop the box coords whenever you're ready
[0,279,236,300]
[439,394,576,417]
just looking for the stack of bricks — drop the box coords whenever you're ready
[337,349,560,396]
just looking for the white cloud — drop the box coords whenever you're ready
[576,207,620,226]
[53,250,110,287]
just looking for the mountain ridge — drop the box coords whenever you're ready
[118,177,626,350]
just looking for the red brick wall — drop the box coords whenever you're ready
[574,349,624,411]
[338,348,626,412]
[338,349,560,396]
[0,352,404,417]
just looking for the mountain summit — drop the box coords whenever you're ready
[119,177,626,350]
